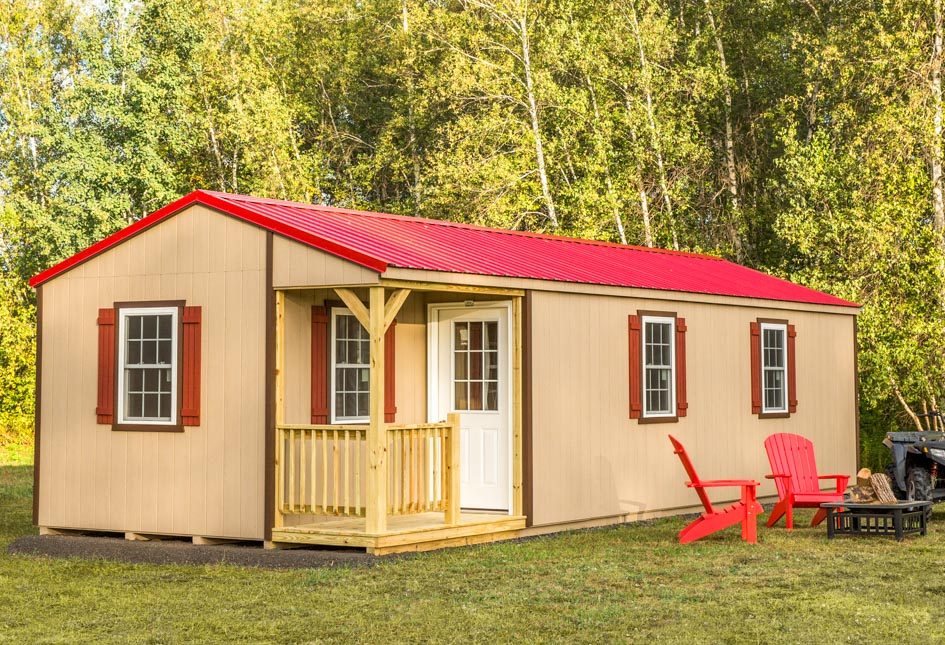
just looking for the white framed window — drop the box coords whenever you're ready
[331,308,370,423]
[117,306,178,425]
[760,322,788,413]
[642,315,675,418]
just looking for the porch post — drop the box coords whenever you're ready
[366,286,388,534]
[273,288,285,530]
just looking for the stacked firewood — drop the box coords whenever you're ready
[848,468,898,503]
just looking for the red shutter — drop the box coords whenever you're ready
[750,321,761,414]
[181,306,202,426]
[628,315,642,419]
[385,320,397,422]
[311,306,329,424]
[96,308,116,424]
[787,323,797,413]
[675,317,687,417]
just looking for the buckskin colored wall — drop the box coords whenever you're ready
[527,289,857,527]
[38,205,267,539]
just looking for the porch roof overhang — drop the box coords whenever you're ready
[30,190,859,311]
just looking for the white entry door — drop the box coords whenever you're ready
[430,304,510,512]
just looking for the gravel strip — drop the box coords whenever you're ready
[7,534,398,569]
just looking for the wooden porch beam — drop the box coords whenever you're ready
[383,288,411,331]
[274,289,286,530]
[366,286,388,534]
[379,278,524,297]
[333,288,370,329]
[512,295,523,517]
[445,412,462,525]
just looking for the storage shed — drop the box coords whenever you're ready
[29,190,860,553]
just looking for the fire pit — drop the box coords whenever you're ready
[820,500,931,541]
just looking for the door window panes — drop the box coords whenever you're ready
[453,321,499,411]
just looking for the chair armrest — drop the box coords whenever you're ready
[687,479,760,489]
[818,474,850,493]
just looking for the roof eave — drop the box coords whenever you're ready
[28,190,388,288]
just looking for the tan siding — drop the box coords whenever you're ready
[282,289,316,425]
[392,292,426,424]
[272,235,380,288]
[38,204,266,540]
[529,290,857,527]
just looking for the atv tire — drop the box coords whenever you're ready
[907,466,933,501]
[884,463,906,500]
[907,466,935,521]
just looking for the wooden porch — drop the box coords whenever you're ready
[272,512,524,555]
[267,281,526,554]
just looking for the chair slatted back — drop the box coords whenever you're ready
[668,435,714,514]
[764,433,820,498]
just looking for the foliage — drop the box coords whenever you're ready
[3,0,945,461]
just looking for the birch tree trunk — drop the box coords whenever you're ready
[627,0,679,250]
[624,93,655,247]
[403,0,422,211]
[933,0,944,238]
[517,7,558,228]
[704,0,743,260]
[585,74,629,244]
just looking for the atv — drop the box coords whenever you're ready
[884,411,945,502]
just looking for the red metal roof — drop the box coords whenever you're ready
[29,190,858,308]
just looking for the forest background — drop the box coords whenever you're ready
[3,0,945,467]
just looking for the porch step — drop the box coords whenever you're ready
[270,512,526,555]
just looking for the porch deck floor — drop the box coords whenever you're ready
[271,512,526,555]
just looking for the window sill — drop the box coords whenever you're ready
[112,422,184,433]
[758,411,791,419]
[637,415,679,425]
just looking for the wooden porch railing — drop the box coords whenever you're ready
[386,420,457,516]
[276,413,460,526]
[277,424,367,517]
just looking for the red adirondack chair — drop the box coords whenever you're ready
[764,433,849,529]
[668,435,763,544]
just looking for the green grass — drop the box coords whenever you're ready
[1,460,943,644]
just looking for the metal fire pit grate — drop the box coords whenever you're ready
[821,501,931,541]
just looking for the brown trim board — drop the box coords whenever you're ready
[854,316,860,470]
[32,285,43,525]
[522,290,534,527]
[264,232,276,541]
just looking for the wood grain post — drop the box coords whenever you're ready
[445,412,462,525]
[274,289,285,529]
[366,286,388,534]
[512,295,523,517]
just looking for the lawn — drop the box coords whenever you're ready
[1,460,943,644]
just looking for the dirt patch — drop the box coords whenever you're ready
[7,534,400,569]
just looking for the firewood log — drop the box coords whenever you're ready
[856,468,873,489]
[871,473,898,504]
